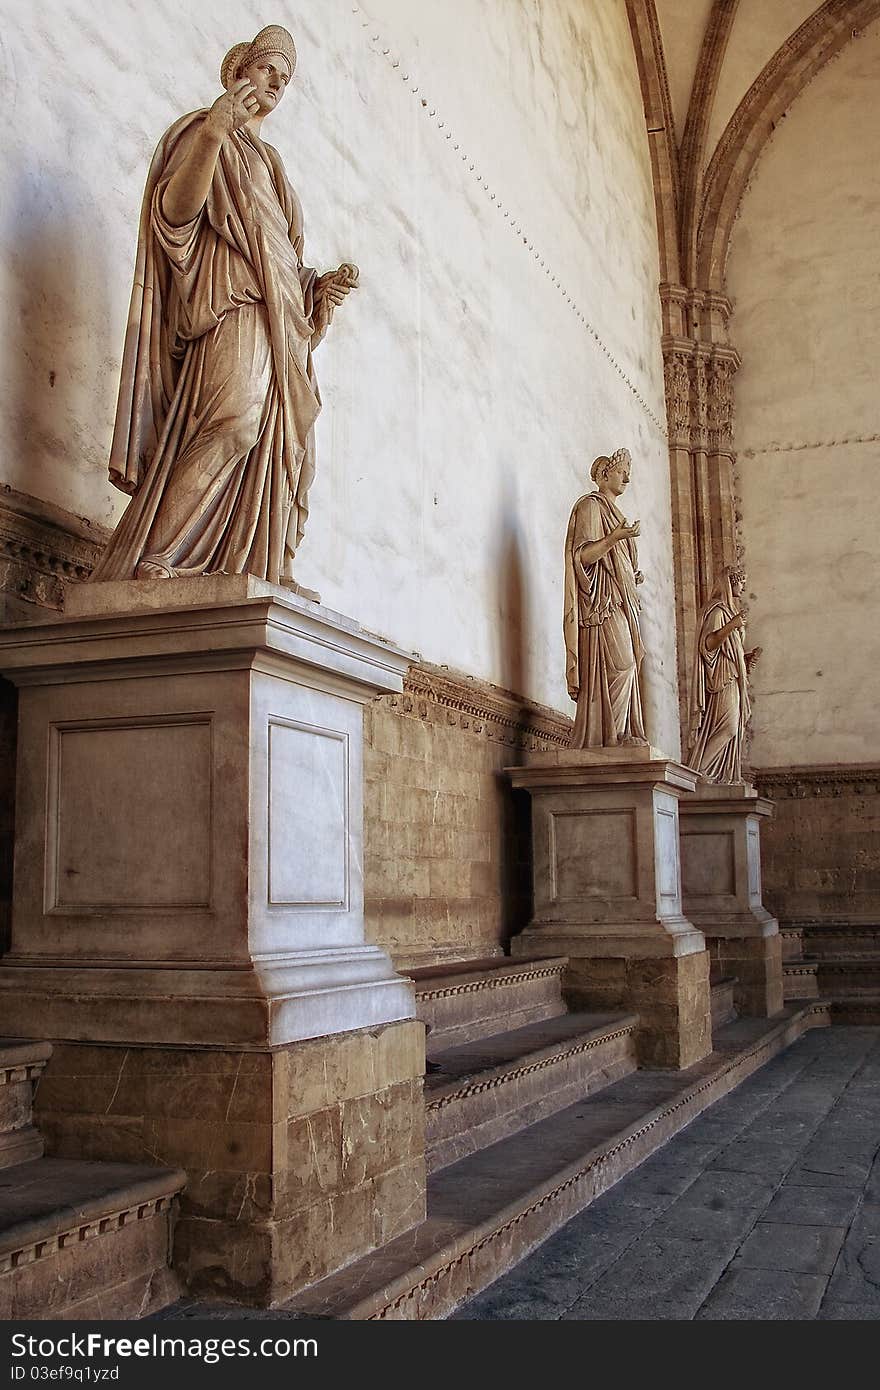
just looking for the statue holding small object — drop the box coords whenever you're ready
[92,24,357,595]
[687,566,762,784]
[563,448,648,748]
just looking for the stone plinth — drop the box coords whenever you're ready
[0,576,426,1302]
[0,576,415,1047]
[680,782,783,1019]
[508,747,712,1069]
[34,1021,426,1307]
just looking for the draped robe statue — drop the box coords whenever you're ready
[92,25,357,591]
[687,567,761,783]
[563,450,648,748]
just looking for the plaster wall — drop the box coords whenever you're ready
[0,0,679,749]
[728,22,880,767]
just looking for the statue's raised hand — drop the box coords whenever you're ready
[205,79,261,141]
[613,519,641,542]
[313,264,360,339]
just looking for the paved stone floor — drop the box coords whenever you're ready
[452,1025,880,1320]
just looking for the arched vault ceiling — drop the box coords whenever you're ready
[654,0,715,142]
[706,0,824,161]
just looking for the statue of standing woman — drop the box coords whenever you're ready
[687,566,762,783]
[92,24,357,593]
[563,449,648,748]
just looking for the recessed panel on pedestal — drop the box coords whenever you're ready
[268,719,349,908]
[47,718,212,910]
[748,824,761,900]
[549,809,638,901]
[656,801,681,904]
[681,829,736,899]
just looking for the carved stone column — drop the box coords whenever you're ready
[661,284,740,727]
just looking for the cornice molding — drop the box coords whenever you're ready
[754,764,880,798]
[397,664,573,750]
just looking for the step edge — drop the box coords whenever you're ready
[425,1016,639,1112]
[287,1001,827,1320]
[356,1002,828,1319]
[0,1164,188,1263]
[414,959,568,1001]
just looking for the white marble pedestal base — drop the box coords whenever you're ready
[509,748,712,1069]
[0,576,415,1047]
[680,783,783,1018]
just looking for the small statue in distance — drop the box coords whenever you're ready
[563,448,648,748]
[92,24,357,596]
[687,566,762,783]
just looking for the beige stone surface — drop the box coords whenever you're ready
[756,765,880,927]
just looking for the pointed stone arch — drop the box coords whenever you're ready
[697,0,880,291]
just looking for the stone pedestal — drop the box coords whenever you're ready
[509,748,712,1070]
[0,576,426,1303]
[680,782,783,1019]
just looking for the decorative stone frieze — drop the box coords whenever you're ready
[0,488,106,618]
[754,764,880,799]
[400,665,571,750]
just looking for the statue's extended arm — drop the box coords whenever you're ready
[704,612,745,653]
[162,80,260,226]
[575,519,641,571]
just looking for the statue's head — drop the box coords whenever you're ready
[713,565,746,601]
[591,447,632,497]
[221,25,297,118]
[727,565,746,597]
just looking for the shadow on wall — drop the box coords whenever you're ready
[5,158,113,519]
[494,490,534,946]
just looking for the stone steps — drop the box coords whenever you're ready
[805,926,880,960]
[783,959,820,999]
[816,962,880,994]
[0,1042,51,1171]
[0,1157,187,1319]
[411,956,568,1054]
[425,1011,638,1173]
[710,977,737,1029]
[282,1002,828,1320]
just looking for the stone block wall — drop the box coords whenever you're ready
[35,1020,425,1305]
[755,766,880,926]
[364,667,571,968]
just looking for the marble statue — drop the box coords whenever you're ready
[687,566,762,783]
[563,448,648,748]
[92,25,357,593]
